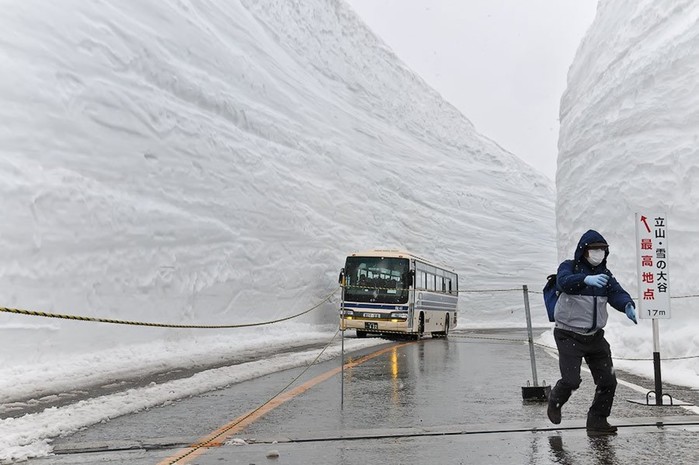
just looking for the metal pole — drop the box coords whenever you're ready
[340,284,345,410]
[523,285,539,386]
[652,319,663,405]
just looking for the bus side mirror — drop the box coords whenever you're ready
[338,268,345,285]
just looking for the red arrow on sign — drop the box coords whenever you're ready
[640,215,651,233]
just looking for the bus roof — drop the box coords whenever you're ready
[347,249,456,272]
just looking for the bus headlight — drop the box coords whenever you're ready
[390,312,408,319]
[341,310,354,317]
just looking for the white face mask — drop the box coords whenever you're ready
[587,249,606,266]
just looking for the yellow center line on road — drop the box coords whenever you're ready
[157,341,414,465]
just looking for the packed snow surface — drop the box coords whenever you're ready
[2,0,699,461]
[557,0,699,387]
[0,0,554,365]
[0,0,557,461]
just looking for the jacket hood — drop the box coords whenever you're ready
[574,229,609,263]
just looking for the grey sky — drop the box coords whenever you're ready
[345,0,598,180]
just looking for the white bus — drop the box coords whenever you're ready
[338,250,458,339]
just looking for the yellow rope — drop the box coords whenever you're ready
[0,287,339,329]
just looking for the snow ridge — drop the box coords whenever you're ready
[0,1,553,371]
[558,0,699,383]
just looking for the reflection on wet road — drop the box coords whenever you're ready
[35,329,699,465]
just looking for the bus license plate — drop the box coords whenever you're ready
[365,322,378,330]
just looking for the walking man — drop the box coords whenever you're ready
[547,229,638,433]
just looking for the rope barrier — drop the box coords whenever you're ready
[451,333,699,362]
[1,279,697,347]
[464,288,699,300]
[459,288,524,293]
[346,285,523,293]
[1,283,696,328]
[671,294,699,299]
[347,284,699,299]
[0,287,339,329]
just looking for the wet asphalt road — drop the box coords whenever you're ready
[30,328,699,464]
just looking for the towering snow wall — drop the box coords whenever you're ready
[0,0,555,367]
[558,0,699,370]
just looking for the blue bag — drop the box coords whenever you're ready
[543,273,559,322]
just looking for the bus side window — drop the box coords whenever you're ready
[427,273,435,291]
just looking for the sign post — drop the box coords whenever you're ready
[520,285,550,401]
[635,212,670,405]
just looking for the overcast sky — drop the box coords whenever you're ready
[345,0,598,180]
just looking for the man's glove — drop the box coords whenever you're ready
[584,274,609,288]
[625,303,638,324]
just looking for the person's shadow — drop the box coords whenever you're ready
[548,435,574,465]
[548,434,620,465]
[587,434,620,464]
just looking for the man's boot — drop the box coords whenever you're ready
[547,400,562,425]
[586,416,617,434]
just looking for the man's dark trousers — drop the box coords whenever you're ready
[549,328,618,419]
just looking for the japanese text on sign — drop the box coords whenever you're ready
[635,213,670,319]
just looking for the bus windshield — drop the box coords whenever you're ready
[343,256,410,304]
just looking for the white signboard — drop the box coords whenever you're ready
[635,213,670,319]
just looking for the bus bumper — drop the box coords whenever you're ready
[340,317,410,333]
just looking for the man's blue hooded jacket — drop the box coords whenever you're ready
[554,230,634,334]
